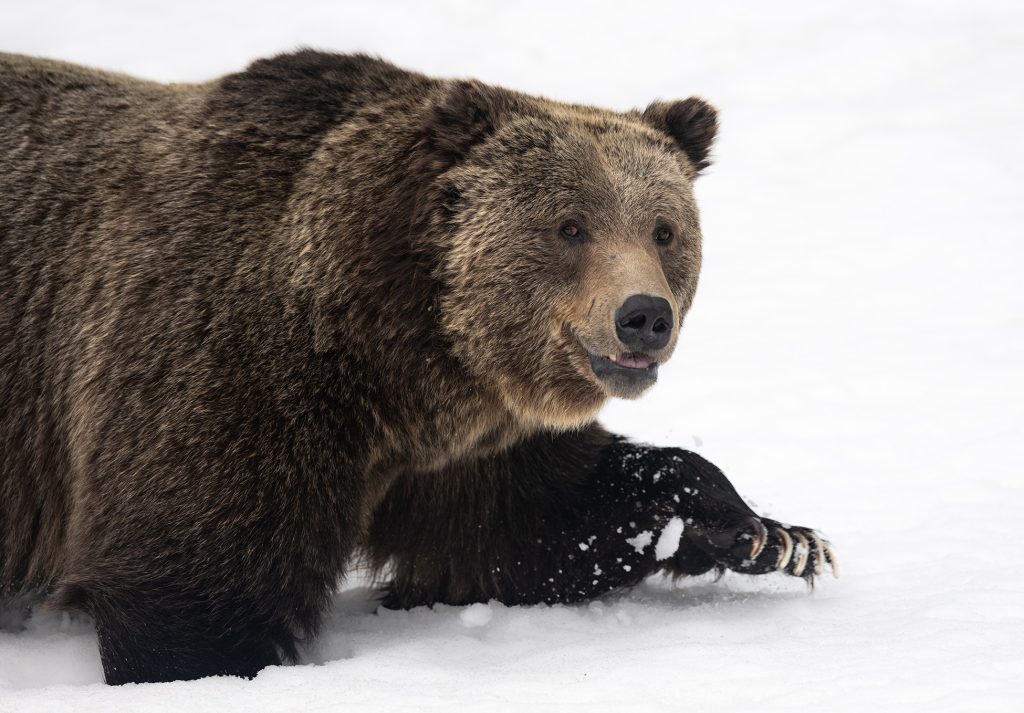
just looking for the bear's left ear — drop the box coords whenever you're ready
[641,98,719,173]
[426,80,515,170]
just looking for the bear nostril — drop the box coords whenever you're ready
[620,313,647,331]
[615,294,673,351]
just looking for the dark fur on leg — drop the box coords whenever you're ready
[369,428,834,609]
[53,579,296,684]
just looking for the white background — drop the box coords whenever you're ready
[1,1,1023,711]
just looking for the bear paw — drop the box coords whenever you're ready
[690,516,838,582]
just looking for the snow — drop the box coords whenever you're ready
[459,603,494,628]
[653,518,685,561]
[625,530,654,555]
[2,0,1024,710]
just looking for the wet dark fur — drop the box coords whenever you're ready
[0,50,830,684]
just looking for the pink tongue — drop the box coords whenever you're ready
[617,353,651,369]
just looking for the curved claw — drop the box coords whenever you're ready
[791,532,810,576]
[822,541,840,578]
[774,527,794,571]
[748,518,768,560]
[807,531,825,576]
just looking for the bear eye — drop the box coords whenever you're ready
[654,226,674,244]
[560,222,585,242]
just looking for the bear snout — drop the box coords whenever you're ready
[615,294,673,352]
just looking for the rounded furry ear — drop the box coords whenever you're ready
[427,80,511,168]
[642,98,719,173]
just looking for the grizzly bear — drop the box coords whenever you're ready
[0,50,835,685]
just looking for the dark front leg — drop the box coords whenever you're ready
[64,583,286,684]
[369,428,836,609]
[52,458,356,684]
[49,569,294,684]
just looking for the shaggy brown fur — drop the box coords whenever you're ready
[0,50,833,684]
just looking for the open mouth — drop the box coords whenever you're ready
[607,352,656,370]
[587,351,659,382]
[567,326,662,396]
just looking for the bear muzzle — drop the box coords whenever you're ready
[572,293,678,399]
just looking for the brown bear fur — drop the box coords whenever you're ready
[0,50,831,684]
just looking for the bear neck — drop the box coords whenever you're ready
[266,118,539,477]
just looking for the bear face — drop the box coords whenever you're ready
[431,84,717,430]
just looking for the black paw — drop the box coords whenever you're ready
[645,448,838,583]
[687,515,838,582]
[600,443,837,585]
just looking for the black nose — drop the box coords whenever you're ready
[615,294,673,351]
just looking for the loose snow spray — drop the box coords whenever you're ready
[654,517,685,560]
[625,530,654,554]
[624,517,685,560]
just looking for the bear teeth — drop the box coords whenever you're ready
[608,354,618,362]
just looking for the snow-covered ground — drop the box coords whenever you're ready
[2,1,1023,710]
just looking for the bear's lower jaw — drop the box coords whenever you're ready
[587,353,659,399]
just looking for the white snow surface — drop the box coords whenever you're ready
[2,1,1024,710]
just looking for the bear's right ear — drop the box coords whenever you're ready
[641,98,719,173]
[426,80,511,169]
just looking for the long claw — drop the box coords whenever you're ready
[822,541,840,578]
[774,527,793,571]
[807,531,825,576]
[791,532,810,576]
[749,518,768,560]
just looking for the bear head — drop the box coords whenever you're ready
[426,81,718,430]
